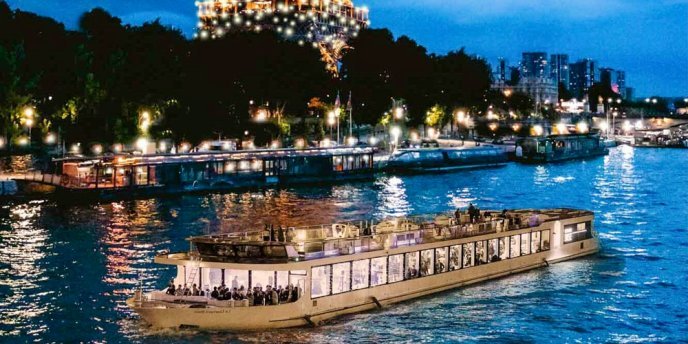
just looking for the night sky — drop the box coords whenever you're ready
[6,0,688,97]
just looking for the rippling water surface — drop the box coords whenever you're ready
[1,147,687,343]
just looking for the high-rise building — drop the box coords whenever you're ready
[550,54,570,89]
[569,58,598,100]
[493,57,508,82]
[521,52,549,79]
[616,70,628,99]
[599,68,629,99]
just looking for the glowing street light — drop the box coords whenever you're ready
[17,136,29,146]
[512,123,522,132]
[139,110,152,133]
[390,125,402,151]
[44,133,56,145]
[576,122,589,134]
[531,125,544,136]
[488,123,499,132]
[555,123,568,135]
[112,144,122,153]
[346,136,357,146]
[136,137,149,153]
[599,121,610,132]
[0,137,5,149]
[92,144,103,155]
[394,107,404,120]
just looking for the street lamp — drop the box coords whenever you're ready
[390,125,401,151]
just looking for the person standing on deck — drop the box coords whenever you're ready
[468,203,477,223]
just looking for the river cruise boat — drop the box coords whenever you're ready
[26,147,374,199]
[384,146,508,173]
[514,134,608,163]
[128,208,599,330]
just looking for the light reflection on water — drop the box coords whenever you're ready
[0,147,687,342]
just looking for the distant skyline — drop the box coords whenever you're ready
[6,0,688,97]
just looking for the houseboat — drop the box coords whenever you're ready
[514,134,608,163]
[44,148,374,199]
[632,126,688,148]
[384,146,508,173]
[128,208,599,330]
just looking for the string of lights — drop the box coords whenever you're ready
[194,0,370,75]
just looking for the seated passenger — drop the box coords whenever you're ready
[211,287,219,299]
[192,284,200,296]
[166,280,176,295]
[175,284,183,296]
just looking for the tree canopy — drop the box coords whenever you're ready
[0,3,494,150]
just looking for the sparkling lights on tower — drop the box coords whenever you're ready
[194,0,370,76]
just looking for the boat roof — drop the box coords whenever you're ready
[54,147,374,166]
[395,145,502,153]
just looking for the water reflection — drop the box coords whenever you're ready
[0,202,50,338]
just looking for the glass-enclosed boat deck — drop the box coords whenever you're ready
[167,208,593,264]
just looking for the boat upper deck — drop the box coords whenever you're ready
[168,208,593,265]
[54,147,375,167]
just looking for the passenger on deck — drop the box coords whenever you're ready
[166,280,176,295]
[265,285,273,305]
[468,203,477,223]
[192,284,200,296]
[211,287,219,299]
[277,226,285,242]
[175,284,183,296]
[454,208,461,222]
[528,213,540,227]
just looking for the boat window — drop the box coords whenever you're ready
[420,249,435,276]
[263,245,288,258]
[420,151,444,161]
[435,247,448,273]
[394,152,420,162]
[388,254,404,283]
[510,235,521,258]
[252,270,275,289]
[463,243,474,268]
[476,241,488,265]
[224,270,249,290]
[371,257,387,287]
[207,268,223,289]
[448,151,465,160]
[488,239,499,262]
[332,262,351,294]
[311,266,331,298]
[521,233,531,255]
[276,271,289,289]
[564,222,592,243]
[542,230,551,250]
[531,231,542,253]
[405,252,420,279]
[236,245,262,258]
[352,259,370,290]
[499,237,509,260]
[449,245,461,270]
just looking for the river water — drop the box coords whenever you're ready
[1,146,687,343]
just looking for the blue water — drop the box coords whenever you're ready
[1,146,687,343]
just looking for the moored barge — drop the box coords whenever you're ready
[128,208,599,330]
[22,148,374,199]
[384,146,508,173]
[514,134,608,163]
